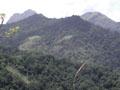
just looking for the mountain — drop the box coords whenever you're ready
[1,14,120,68]
[0,12,120,90]
[7,9,37,24]
[81,12,120,31]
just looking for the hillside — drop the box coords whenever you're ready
[0,11,120,90]
[81,12,120,31]
[1,13,120,67]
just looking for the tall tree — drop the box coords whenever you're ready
[0,13,5,29]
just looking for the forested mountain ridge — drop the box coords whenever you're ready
[0,10,120,90]
[1,13,120,67]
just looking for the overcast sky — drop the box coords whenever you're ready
[0,0,120,23]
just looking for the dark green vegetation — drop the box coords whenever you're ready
[0,50,120,90]
[0,12,120,90]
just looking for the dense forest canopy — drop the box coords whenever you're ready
[0,49,120,90]
[0,12,120,90]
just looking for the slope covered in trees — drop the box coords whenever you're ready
[0,12,120,90]
[1,15,120,68]
[0,50,120,90]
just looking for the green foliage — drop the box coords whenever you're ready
[0,14,120,90]
[6,66,30,85]
[0,49,119,90]
[4,26,20,37]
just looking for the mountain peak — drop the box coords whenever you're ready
[81,12,113,21]
[23,9,36,15]
[7,9,37,24]
[81,12,118,31]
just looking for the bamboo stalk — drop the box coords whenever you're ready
[73,62,86,90]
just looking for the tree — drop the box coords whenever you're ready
[0,13,20,38]
[5,26,20,37]
[0,13,5,29]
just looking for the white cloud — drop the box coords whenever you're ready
[0,0,120,23]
